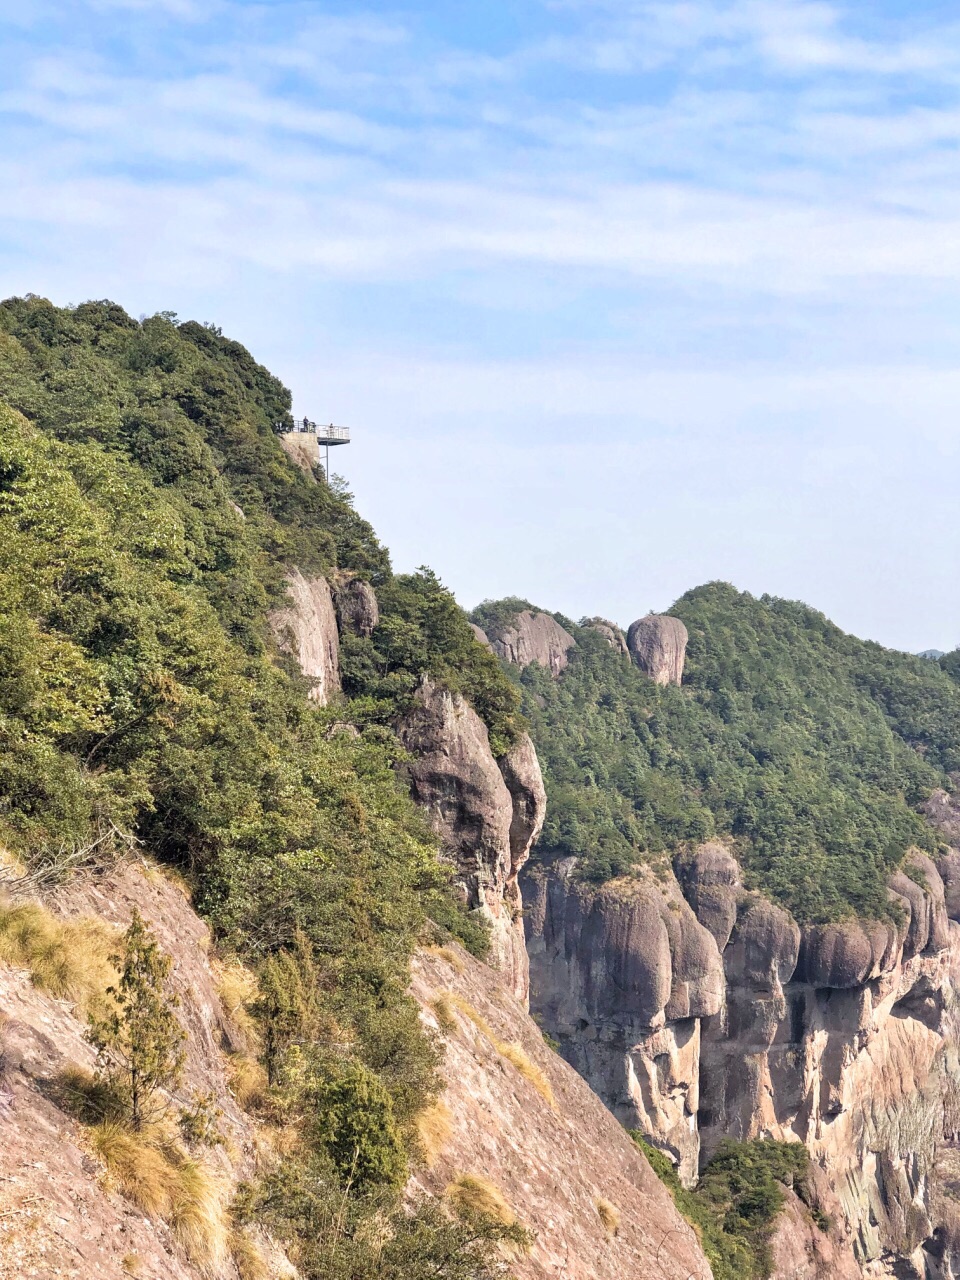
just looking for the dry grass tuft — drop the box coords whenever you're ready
[214,956,260,1048]
[595,1197,621,1237]
[0,898,117,1015]
[496,1041,557,1110]
[231,1229,271,1280]
[91,1121,180,1215]
[430,992,458,1033]
[121,1254,141,1276]
[425,944,466,974]
[227,1052,268,1111]
[90,1120,228,1268]
[416,1100,453,1167]
[444,993,557,1109]
[0,847,27,879]
[143,861,194,899]
[445,1173,518,1228]
[171,1156,229,1272]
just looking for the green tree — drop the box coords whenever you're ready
[252,932,330,1086]
[307,1061,408,1191]
[88,909,186,1129]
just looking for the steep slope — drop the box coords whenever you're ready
[410,944,711,1280]
[0,858,288,1279]
[0,297,520,1277]
[473,593,960,1274]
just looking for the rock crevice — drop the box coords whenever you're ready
[524,844,960,1273]
[397,679,545,1004]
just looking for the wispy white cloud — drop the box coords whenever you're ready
[2,0,960,645]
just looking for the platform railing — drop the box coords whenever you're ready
[289,419,350,444]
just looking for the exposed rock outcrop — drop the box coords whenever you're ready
[278,429,320,476]
[397,680,544,1002]
[584,618,629,656]
[498,734,546,890]
[768,1187,862,1280]
[484,610,576,678]
[627,614,688,686]
[411,944,713,1280]
[524,860,723,1180]
[268,568,340,703]
[925,781,960,850]
[469,621,493,649]
[332,573,379,638]
[0,861,289,1280]
[525,844,960,1273]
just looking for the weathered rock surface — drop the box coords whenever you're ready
[525,843,960,1274]
[498,733,547,883]
[332,573,379,638]
[411,944,713,1280]
[925,781,960,850]
[524,861,723,1180]
[768,1187,862,1280]
[397,680,542,1002]
[484,610,576,677]
[278,429,320,476]
[469,621,493,649]
[0,861,288,1280]
[675,842,741,950]
[268,568,340,703]
[627,614,689,686]
[584,618,629,656]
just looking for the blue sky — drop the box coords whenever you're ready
[2,0,959,650]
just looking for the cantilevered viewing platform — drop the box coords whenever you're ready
[276,418,350,480]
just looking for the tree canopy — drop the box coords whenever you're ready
[493,583,960,923]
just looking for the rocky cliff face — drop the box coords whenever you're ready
[397,679,546,1003]
[410,944,713,1280]
[627,614,689,685]
[469,621,493,649]
[0,860,290,1280]
[332,573,380,638]
[268,568,341,704]
[524,845,960,1276]
[277,429,319,476]
[0,854,715,1280]
[481,610,576,677]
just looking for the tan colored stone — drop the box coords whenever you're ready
[411,944,713,1280]
[487,610,576,677]
[268,568,340,704]
[627,614,688,686]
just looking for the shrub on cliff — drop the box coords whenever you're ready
[87,909,186,1131]
[634,1134,809,1280]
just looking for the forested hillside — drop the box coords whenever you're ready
[0,295,523,1276]
[479,588,960,923]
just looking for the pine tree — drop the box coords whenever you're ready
[252,931,330,1086]
[88,908,186,1129]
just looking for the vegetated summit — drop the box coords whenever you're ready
[473,591,960,925]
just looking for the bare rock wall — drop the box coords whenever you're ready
[524,845,960,1273]
[268,568,341,704]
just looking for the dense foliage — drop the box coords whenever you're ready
[0,295,520,1275]
[941,649,960,685]
[635,1136,811,1280]
[489,584,960,922]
